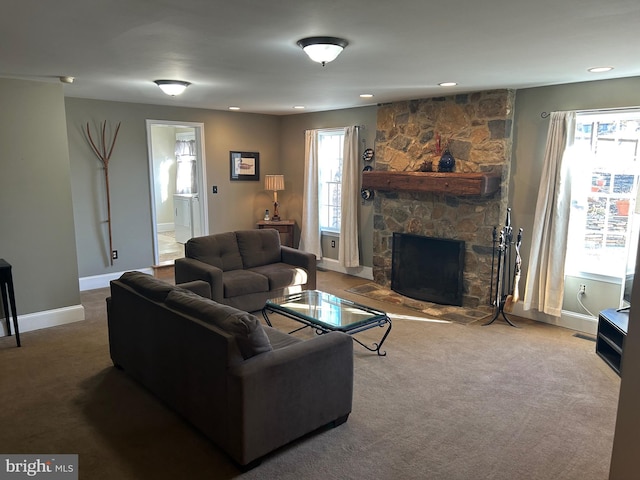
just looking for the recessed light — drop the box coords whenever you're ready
[293,105,305,109]
[360,94,374,98]
[228,106,240,110]
[438,82,457,87]
[588,66,613,73]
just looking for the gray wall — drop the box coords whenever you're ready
[510,76,640,317]
[0,78,80,314]
[279,106,378,266]
[65,98,281,277]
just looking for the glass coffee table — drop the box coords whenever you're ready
[262,290,392,356]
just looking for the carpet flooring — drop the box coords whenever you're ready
[0,271,621,480]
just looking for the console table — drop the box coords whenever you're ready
[257,220,295,247]
[0,259,21,347]
[596,308,628,375]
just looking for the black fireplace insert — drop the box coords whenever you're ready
[391,233,465,306]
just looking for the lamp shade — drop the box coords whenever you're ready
[154,80,191,96]
[265,174,285,191]
[297,37,348,65]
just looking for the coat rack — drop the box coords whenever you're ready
[484,208,524,327]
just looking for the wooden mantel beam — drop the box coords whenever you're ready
[362,171,501,196]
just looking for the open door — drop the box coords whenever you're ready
[146,120,208,265]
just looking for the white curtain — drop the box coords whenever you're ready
[300,130,322,258]
[339,126,360,267]
[523,111,576,316]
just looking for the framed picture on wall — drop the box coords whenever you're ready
[230,151,260,181]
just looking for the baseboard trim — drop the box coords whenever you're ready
[79,268,153,291]
[511,303,598,335]
[318,259,373,280]
[0,304,85,336]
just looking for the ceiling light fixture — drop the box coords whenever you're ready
[360,94,374,98]
[228,106,240,110]
[293,105,305,109]
[154,80,191,96]
[297,36,348,66]
[438,82,458,87]
[59,76,74,84]
[588,66,613,73]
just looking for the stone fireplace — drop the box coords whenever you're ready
[370,90,515,307]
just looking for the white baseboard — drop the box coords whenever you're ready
[0,304,85,336]
[511,303,598,335]
[79,268,153,291]
[318,258,373,280]
[157,223,174,233]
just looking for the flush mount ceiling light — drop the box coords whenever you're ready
[297,36,348,66]
[154,80,191,96]
[438,82,458,87]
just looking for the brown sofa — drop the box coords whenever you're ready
[174,229,316,312]
[107,271,353,469]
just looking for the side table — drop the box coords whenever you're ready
[0,259,21,347]
[257,220,295,248]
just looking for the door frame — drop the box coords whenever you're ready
[145,120,209,265]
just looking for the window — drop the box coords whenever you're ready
[565,111,640,279]
[317,129,345,232]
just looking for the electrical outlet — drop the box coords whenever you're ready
[212,185,218,194]
[579,284,586,295]
[112,250,118,260]
[331,240,336,248]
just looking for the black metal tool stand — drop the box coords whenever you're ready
[0,259,21,346]
[484,209,521,328]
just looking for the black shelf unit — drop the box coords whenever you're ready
[596,308,629,375]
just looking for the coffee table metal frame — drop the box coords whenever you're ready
[262,290,392,356]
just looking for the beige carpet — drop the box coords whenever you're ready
[0,272,621,480]
[346,282,492,325]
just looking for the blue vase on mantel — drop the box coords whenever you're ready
[438,149,455,172]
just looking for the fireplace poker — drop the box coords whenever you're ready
[489,226,497,306]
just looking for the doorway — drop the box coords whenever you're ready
[146,120,208,265]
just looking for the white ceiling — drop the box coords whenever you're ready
[2,0,639,115]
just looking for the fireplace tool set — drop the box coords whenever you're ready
[485,208,523,327]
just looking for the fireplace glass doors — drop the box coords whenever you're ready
[391,233,465,306]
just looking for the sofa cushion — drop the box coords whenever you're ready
[236,229,281,268]
[117,271,174,302]
[165,289,272,359]
[248,263,309,290]
[223,269,269,298]
[185,232,244,271]
[263,325,303,350]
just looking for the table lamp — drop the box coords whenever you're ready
[265,174,285,221]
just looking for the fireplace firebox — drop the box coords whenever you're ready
[391,233,465,306]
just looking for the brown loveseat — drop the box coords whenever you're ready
[174,229,316,312]
[107,271,353,469]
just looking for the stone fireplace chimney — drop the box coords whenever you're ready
[371,90,515,307]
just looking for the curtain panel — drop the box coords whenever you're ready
[523,111,576,316]
[299,130,322,258]
[338,126,360,267]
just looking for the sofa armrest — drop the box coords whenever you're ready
[281,246,317,290]
[226,331,353,464]
[176,280,212,299]
[175,257,224,303]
